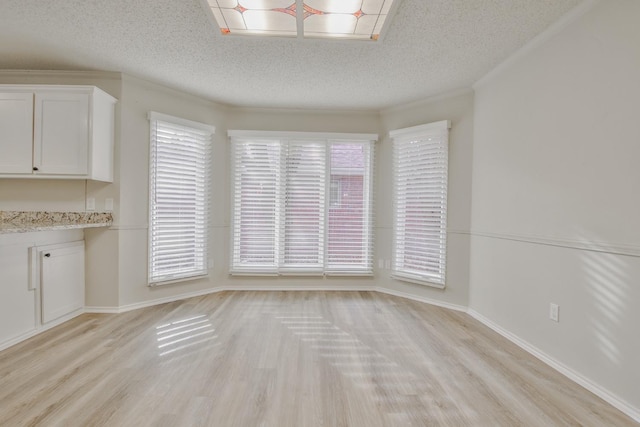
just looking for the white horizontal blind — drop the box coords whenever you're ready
[282,141,326,273]
[148,112,213,285]
[230,139,281,274]
[326,142,375,274]
[229,133,376,275]
[391,121,449,287]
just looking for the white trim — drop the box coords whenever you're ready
[0,330,41,352]
[380,87,473,116]
[374,287,467,312]
[389,120,451,138]
[229,271,374,278]
[390,273,446,289]
[148,274,209,287]
[108,224,148,231]
[229,271,279,277]
[0,70,121,80]
[324,271,374,277]
[277,270,325,277]
[83,286,466,314]
[148,111,216,133]
[82,306,122,314]
[122,74,230,111]
[0,85,117,104]
[224,285,375,292]
[226,105,379,115]
[0,308,83,352]
[85,286,376,313]
[85,288,224,314]
[470,230,640,258]
[228,129,378,141]
[473,0,601,90]
[294,0,304,40]
[467,308,640,423]
[447,229,471,236]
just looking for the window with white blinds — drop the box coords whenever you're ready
[148,112,213,285]
[229,131,376,276]
[390,120,450,288]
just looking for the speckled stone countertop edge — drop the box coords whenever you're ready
[0,211,113,234]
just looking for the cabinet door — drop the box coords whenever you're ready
[41,241,85,324]
[0,92,34,174]
[0,244,37,346]
[33,92,89,176]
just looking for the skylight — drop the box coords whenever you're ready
[205,0,397,41]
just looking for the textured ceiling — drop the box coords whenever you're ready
[0,0,581,110]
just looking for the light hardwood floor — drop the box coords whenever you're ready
[0,291,636,426]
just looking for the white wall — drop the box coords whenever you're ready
[115,80,384,306]
[470,0,640,417]
[377,91,474,309]
[115,75,228,306]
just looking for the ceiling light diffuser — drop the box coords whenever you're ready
[205,0,397,41]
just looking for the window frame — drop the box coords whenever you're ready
[389,120,450,288]
[148,111,214,286]
[228,130,377,277]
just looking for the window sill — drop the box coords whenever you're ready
[229,270,373,278]
[391,272,445,289]
[148,273,209,287]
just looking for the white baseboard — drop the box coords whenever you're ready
[0,330,42,352]
[85,286,376,313]
[0,308,84,352]
[83,306,121,314]
[85,286,464,315]
[374,287,467,312]
[224,285,375,292]
[85,287,225,314]
[467,309,640,423]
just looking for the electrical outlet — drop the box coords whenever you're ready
[86,198,95,211]
[549,303,559,322]
[105,198,114,212]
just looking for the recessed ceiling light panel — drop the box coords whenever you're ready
[205,0,398,41]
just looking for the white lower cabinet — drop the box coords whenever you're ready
[0,244,37,346]
[39,241,85,324]
[0,231,85,351]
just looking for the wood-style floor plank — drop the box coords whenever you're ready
[0,291,636,426]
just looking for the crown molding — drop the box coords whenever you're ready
[0,69,122,80]
[473,0,602,90]
[380,87,473,116]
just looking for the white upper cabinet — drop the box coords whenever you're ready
[0,85,117,182]
[34,92,90,176]
[0,92,33,174]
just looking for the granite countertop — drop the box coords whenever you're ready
[0,211,113,233]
